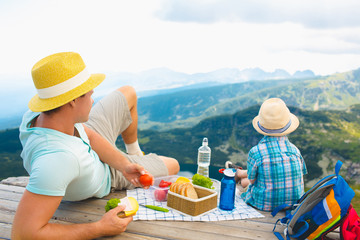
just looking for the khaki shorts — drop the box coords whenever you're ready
[85,90,168,190]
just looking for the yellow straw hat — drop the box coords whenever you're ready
[252,98,299,136]
[29,52,105,112]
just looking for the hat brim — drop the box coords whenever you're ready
[28,73,105,112]
[252,113,299,136]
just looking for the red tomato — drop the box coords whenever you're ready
[159,180,172,188]
[139,174,153,187]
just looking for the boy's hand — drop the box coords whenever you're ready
[98,205,133,236]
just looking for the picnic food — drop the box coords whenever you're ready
[105,197,139,218]
[139,173,153,187]
[167,184,218,216]
[159,180,172,188]
[154,189,167,201]
[149,176,177,201]
[175,176,191,184]
[105,198,120,212]
[169,182,198,199]
[141,204,169,212]
[192,174,214,189]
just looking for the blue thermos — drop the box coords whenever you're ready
[219,168,236,210]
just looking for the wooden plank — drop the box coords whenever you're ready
[0,222,12,240]
[0,184,25,194]
[0,189,23,202]
[127,220,276,240]
[0,176,28,188]
[0,182,339,240]
[203,219,282,232]
[0,199,19,213]
[0,209,77,240]
[99,232,165,240]
[35,200,278,240]
[0,209,164,240]
[53,200,280,240]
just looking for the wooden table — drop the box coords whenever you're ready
[0,177,339,240]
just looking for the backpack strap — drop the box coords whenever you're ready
[273,212,294,240]
[273,231,288,240]
[289,220,310,238]
[335,160,342,176]
[271,204,292,217]
[273,219,291,240]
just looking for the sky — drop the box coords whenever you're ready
[1,0,360,86]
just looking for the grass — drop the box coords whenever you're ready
[352,185,360,213]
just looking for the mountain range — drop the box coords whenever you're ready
[137,68,360,131]
[0,67,315,130]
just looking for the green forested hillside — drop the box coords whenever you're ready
[0,128,27,180]
[138,68,360,131]
[132,104,360,186]
[138,77,309,130]
[1,105,360,187]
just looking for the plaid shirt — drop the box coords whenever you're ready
[241,136,307,211]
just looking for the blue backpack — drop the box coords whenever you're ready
[272,160,355,240]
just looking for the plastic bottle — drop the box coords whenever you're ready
[197,138,211,177]
[219,168,236,210]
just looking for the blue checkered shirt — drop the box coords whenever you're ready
[241,136,307,211]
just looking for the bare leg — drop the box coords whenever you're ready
[118,86,138,145]
[159,156,180,175]
[117,86,180,175]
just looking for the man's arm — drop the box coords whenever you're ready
[12,190,132,239]
[83,125,148,187]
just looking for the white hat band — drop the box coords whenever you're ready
[37,67,91,99]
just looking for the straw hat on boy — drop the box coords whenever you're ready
[29,52,105,112]
[252,98,299,137]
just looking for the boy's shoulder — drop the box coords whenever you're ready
[249,135,299,154]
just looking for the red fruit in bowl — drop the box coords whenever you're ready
[154,189,167,201]
[159,180,172,188]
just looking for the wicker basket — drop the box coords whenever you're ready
[167,185,218,216]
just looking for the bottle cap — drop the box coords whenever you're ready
[202,137,208,146]
[224,168,235,177]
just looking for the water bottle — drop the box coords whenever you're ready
[219,168,236,210]
[197,138,211,177]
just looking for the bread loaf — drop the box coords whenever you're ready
[169,182,198,199]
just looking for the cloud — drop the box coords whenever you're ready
[156,0,360,29]
[272,27,360,55]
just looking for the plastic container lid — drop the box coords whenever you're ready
[223,168,235,177]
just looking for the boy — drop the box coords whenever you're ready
[228,98,307,211]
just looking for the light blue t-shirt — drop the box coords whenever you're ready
[19,110,111,201]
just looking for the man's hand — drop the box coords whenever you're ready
[122,163,154,189]
[84,125,154,189]
[13,190,131,239]
[96,204,133,236]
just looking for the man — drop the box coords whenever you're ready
[12,52,179,239]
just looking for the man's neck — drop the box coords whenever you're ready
[34,111,76,136]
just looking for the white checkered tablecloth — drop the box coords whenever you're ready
[126,188,265,221]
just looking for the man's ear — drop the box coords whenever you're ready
[69,99,76,108]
